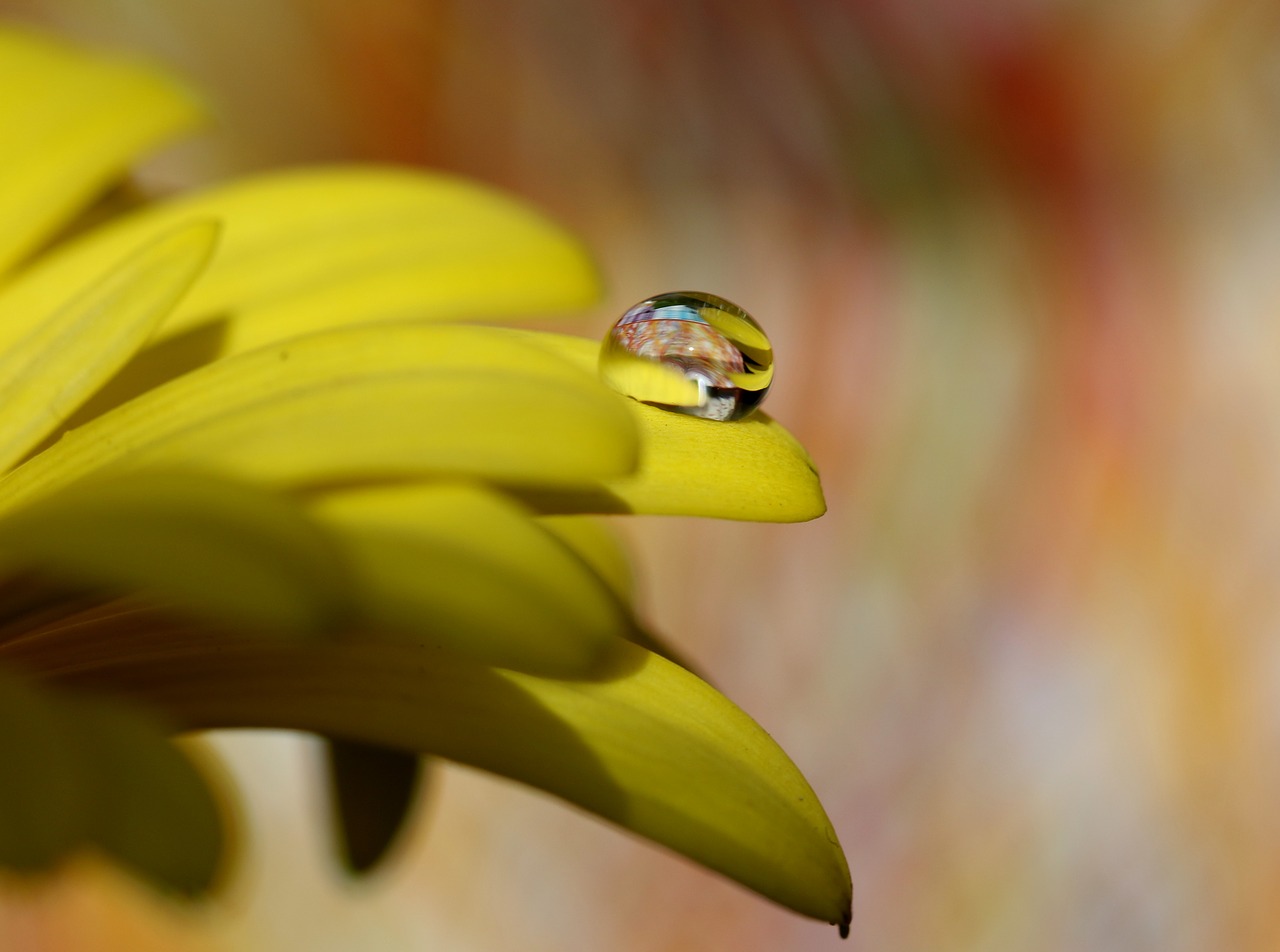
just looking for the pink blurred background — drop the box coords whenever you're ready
[2,1,1280,949]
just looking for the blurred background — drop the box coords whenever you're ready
[2,1,1280,949]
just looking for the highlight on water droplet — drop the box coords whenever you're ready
[598,291,773,422]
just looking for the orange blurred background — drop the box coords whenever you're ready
[2,2,1279,950]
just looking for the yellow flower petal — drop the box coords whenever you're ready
[311,483,634,676]
[0,222,218,472]
[523,334,826,522]
[537,515,635,602]
[0,325,638,515]
[0,471,349,635]
[0,672,85,870]
[17,623,850,930]
[535,514,704,674]
[0,167,599,375]
[64,692,224,895]
[0,28,202,275]
[610,408,825,521]
[0,670,224,895]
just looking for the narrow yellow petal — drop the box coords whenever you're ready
[0,28,202,275]
[0,325,638,516]
[523,334,826,522]
[0,222,218,473]
[311,483,634,676]
[0,167,599,371]
[0,471,349,635]
[19,623,850,929]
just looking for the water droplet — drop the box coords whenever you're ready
[598,291,773,421]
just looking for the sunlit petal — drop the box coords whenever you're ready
[0,325,639,515]
[0,223,217,472]
[0,28,201,275]
[0,167,599,368]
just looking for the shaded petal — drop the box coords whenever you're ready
[0,167,599,371]
[536,514,704,674]
[536,514,635,602]
[0,671,85,870]
[64,692,224,895]
[324,738,425,875]
[311,483,635,676]
[521,334,826,522]
[14,620,851,929]
[0,471,349,635]
[0,28,201,276]
[0,325,638,515]
[0,669,224,894]
[0,222,217,472]
[0,474,635,676]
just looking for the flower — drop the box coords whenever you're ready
[0,26,850,938]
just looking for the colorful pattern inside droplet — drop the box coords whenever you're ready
[599,291,773,422]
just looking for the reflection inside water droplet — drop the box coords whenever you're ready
[598,291,773,422]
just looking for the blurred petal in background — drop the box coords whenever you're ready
[3,1,1280,949]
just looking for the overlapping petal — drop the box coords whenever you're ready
[536,515,635,601]
[0,168,600,367]
[0,471,348,635]
[0,222,217,471]
[0,472,637,678]
[0,672,83,870]
[0,29,201,274]
[310,482,636,675]
[0,324,639,515]
[0,22,845,935]
[7,612,851,930]
[0,671,223,893]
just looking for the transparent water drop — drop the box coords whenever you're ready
[598,291,773,422]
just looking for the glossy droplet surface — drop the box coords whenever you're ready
[598,291,773,421]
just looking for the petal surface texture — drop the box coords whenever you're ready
[0,325,639,514]
[0,222,217,471]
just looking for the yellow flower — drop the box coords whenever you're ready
[0,27,849,938]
